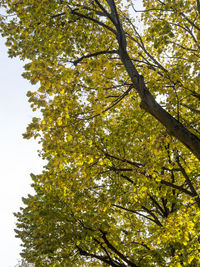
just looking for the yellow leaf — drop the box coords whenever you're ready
[88,157,94,164]
[188,255,194,264]
[57,118,62,126]
[67,135,73,141]
[77,160,84,166]
[59,163,63,169]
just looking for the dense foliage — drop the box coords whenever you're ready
[1,0,200,266]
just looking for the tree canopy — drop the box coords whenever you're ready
[1,0,200,266]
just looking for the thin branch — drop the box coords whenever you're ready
[100,230,138,267]
[180,11,200,32]
[161,197,169,217]
[75,4,106,17]
[50,12,66,18]
[155,0,200,31]
[120,174,134,184]
[73,50,118,65]
[125,17,168,73]
[132,7,167,13]
[148,194,166,218]
[176,156,200,207]
[79,84,133,121]
[93,0,114,23]
[169,41,198,52]
[192,91,200,100]
[181,104,200,114]
[71,9,116,34]
[93,237,120,266]
[113,204,162,226]
[141,205,163,226]
[197,0,200,16]
[76,245,119,266]
[160,179,194,196]
[105,152,142,167]
[131,240,151,250]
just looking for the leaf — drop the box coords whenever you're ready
[67,135,73,142]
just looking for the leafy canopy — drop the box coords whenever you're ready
[1,0,200,266]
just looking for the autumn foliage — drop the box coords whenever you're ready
[1,0,200,266]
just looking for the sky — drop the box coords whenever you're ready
[0,36,44,267]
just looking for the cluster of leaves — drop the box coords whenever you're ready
[1,0,200,266]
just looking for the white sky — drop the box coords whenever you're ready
[0,36,44,267]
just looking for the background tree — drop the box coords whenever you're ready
[1,0,200,266]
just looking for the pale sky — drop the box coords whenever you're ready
[0,36,43,267]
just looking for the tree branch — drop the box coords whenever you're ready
[160,179,194,196]
[176,157,200,207]
[93,0,114,23]
[76,245,120,266]
[181,104,200,114]
[197,0,200,16]
[148,194,166,218]
[71,9,116,34]
[105,152,142,167]
[100,230,139,267]
[107,3,200,160]
[113,204,162,226]
[73,50,118,65]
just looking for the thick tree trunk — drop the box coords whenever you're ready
[119,50,200,160]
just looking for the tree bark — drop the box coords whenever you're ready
[119,48,200,160]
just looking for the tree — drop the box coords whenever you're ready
[1,0,200,266]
